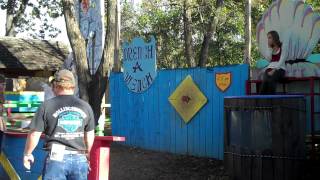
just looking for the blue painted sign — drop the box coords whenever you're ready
[75,0,105,75]
[122,36,157,93]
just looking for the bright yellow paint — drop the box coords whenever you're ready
[215,72,232,92]
[168,75,207,123]
[0,152,20,180]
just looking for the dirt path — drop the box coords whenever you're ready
[109,143,228,180]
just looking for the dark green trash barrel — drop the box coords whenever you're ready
[224,95,306,180]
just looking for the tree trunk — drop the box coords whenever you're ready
[5,0,15,36]
[198,0,224,67]
[244,0,252,64]
[62,0,116,122]
[113,0,121,72]
[5,0,29,36]
[103,0,116,73]
[88,0,116,121]
[62,0,91,102]
[183,0,196,67]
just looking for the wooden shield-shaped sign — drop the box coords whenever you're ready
[122,36,157,93]
[215,72,232,92]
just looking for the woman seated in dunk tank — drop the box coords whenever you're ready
[257,0,320,95]
[259,31,285,94]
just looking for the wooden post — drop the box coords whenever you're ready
[88,136,125,180]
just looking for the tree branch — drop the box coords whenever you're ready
[183,0,196,67]
[102,0,116,73]
[62,0,91,101]
[5,0,29,36]
[198,0,224,67]
[87,0,116,121]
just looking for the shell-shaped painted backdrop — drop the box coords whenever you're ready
[257,0,320,77]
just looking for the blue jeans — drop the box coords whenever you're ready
[42,154,89,180]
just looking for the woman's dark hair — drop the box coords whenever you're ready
[268,31,282,47]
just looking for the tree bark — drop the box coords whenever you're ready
[88,0,116,121]
[183,0,196,67]
[244,0,252,64]
[62,0,116,122]
[103,0,116,73]
[198,0,224,67]
[5,0,15,36]
[5,0,29,36]
[113,0,121,72]
[62,0,91,102]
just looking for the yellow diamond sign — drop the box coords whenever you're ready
[168,75,207,123]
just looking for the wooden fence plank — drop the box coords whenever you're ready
[110,65,249,159]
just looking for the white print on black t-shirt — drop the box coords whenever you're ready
[53,106,87,118]
[54,132,84,140]
[56,111,83,133]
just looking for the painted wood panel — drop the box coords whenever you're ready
[110,64,249,159]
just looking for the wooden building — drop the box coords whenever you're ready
[0,36,69,78]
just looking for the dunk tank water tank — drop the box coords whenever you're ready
[224,95,306,180]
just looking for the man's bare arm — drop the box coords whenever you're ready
[84,130,95,155]
[24,130,42,155]
[23,130,42,169]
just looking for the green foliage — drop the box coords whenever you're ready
[121,0,262,68]
[0,0,62,39]
[2,0,319,63]
[122,0,185,68]
[306,0,320,54]
[121,0,319,68]
[307,0,320,9]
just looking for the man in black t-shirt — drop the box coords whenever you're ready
[23,69,95,180]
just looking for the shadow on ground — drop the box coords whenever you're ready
[109,143,228,180]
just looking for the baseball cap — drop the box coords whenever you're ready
[52,69,75,86]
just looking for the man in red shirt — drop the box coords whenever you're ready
[259,31,286,94]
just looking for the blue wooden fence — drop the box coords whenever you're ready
[110,64,249,160]
[0,133,46,179]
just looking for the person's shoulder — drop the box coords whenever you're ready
[41,96,56,105]
[36,97,56,110]
[44,96,60,103]
[73,97,92,109]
